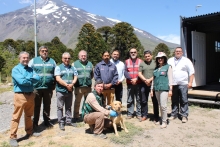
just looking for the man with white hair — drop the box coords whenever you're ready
[9,51,40,147]
[55,52,78,130]
[72,50,93,123]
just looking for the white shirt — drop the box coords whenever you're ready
[168,56,195,85]
[110,59,125,82]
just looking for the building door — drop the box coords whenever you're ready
[191,31,206,87]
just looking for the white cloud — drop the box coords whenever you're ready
[19,0,33,4]
[157,34,180,44]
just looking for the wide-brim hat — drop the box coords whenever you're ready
[155,52,167,58]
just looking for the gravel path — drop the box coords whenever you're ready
[0,86,128,133]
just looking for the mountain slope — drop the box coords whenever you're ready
[0,0,178,50]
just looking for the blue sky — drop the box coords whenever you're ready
[0,0,220,44]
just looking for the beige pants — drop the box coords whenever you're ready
[84,112,112,134]
[102,89,115,105]
[74,87,92,118]
[10,92,35,139]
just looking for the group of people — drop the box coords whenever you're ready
[9,46,194,145]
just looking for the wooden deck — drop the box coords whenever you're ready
[188,90,220,99]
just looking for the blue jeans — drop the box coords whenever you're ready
[140,84,159,119]
[127,84,141,117]
[171,85,189,117]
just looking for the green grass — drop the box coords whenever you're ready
[24,141,35,147]
[109,122,143,145]
[0,141,10,147]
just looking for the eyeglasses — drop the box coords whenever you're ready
[130,52,137,54]
[41,50,48,53]
[63,58,71,60]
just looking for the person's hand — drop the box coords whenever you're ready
[168,90,172,97]
[116,81,121,85]
[66,84,73,92]
[150,90,153,97]
[106,105,112,110]
[109,110,118,117]
[131,78,137,85]
[188,82,192,89]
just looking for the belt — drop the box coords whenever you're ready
[15,92,33,95]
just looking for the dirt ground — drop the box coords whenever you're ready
[1,98,220,147]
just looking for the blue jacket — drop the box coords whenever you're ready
[94,60,118,85]
[12,63,40,92]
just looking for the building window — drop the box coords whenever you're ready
[215,41,220,52]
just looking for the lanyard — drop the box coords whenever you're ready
[174,57,182,66]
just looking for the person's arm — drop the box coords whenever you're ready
[150,77,154,97]
[93,64,101,81]
[119,62,125,82]
[86,93,110,116]
[30,69,40,84]
[28,58,34,68]
[188,74,194,88]
[12,67,32,86]
[186,59,195,88]
[91,65,94,79]
[167,66,173,97]
[111,65,118,86]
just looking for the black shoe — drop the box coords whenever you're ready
[44,121,54,128]
[66,122,77,127]
[9,138,18,147]
[59,123,65,131]
[73,118,79,123]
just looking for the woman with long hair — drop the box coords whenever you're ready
[150,52,173,128]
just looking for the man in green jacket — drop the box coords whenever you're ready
[72,50,93,123]
[29,46,56,129]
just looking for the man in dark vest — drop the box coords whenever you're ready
[72,50,93,123]
[124,48,143,122]
[82,80,117,139]
[54,52,78,131]
[28,46,56,129]
[138,50,159,123]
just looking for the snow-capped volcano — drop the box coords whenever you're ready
[0,0,177,49]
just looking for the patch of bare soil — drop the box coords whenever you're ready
[1,98,220,147]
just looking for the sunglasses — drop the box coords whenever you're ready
[157,57,164,60]
[130,52,137,54]
[63,58,71,60]
[41,50,48,53]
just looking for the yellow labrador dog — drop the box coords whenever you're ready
[110,101,129,136]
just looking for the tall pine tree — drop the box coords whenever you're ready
[111,22,144,60]
[152,43,171,59]
[74,23,107,65]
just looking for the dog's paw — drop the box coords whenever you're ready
[115,134,119,137]
[125,129,129,133]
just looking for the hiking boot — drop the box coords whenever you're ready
[126,116,132,119]
[89,125,95,134]
[136,116,142,122]
[154,120,160,125]
[182,117,188,123]
[9,138,18,147]
[141,116,148,121]
[66,122,77,127]
[73,118,79,123]
[160,123,167,129]
[59,123,65,131]
[44,121,54,128]
[93,133,107,139]
[168,116,177,120]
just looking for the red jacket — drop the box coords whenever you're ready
[125,58,142,84]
